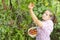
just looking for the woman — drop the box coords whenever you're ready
[28,3,57,40]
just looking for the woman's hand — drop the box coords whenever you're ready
[28,2,35,9]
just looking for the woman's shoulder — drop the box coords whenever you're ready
[47,20,53,23]
[47,20,54,26]
[42,20,54,25]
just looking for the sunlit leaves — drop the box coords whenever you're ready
[0,0,60,40]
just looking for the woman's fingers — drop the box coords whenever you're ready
[28,2,35,9]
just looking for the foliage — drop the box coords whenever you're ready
[0,0,60,40]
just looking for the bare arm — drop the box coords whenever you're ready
[29,8,43,27]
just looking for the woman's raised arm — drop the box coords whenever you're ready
[28,3,43,27]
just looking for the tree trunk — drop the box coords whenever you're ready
[10,0,12,10]
[2,0,7,10]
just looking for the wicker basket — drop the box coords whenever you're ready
[28,27,37,38]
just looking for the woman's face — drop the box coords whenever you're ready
[42,10,52,21]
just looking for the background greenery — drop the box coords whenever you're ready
[0,0,60,40]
